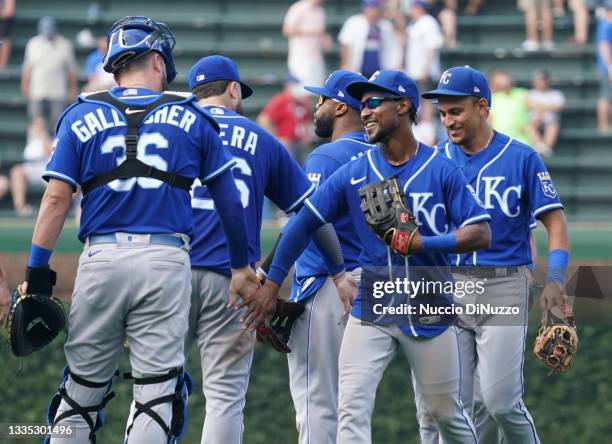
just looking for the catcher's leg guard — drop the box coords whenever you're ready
[124,367,193,444]
[44,366,115,444]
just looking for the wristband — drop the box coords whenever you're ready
[28,244,53,267]
[421,234,457,253]
[546,249,569,284]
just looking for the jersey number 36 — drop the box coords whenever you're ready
[100,132,169,191]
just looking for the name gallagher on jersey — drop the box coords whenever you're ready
[372,303,520,316]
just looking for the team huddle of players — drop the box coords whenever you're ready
[23,16,570,444]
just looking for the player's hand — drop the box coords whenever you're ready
[333,272,358,316]
[228,266,260,309]
[539,281,570,319]
[240,280,279,331]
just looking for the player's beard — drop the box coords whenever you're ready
[314,112,333,138]
[365,121,392,144]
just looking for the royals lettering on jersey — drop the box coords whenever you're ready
[304,144,490,337]
[189,106,315,275]
[44,88,232,242]
[439,131,563,266]
[291,131,375,302]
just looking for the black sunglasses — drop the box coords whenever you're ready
[360,96,404,111]
[316,94,344,108]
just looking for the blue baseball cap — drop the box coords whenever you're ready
[422,66,491,108]
[188,55,253,99]
[304,70,368,111]
[346,70,420,113]
[362,0,383,7]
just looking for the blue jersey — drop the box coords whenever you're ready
[292,131,375,302]
[596,19,612,74]
[438,131,563,266]
[189,106,315,275]
[305,144,491,337]
[44,87,233,242]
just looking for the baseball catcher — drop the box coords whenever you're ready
[5,267,65,357]
[533,310,578,374]
[359,177,419,256]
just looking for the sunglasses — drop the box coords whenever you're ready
[316,95,328,107]
[360,96,404,111]
[316,95,345,108]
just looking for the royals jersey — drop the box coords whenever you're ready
[189,106,315,275]
[305,144,490,337]
[291,131,375,302]
[438,131,563,266]
[44,87,233,242]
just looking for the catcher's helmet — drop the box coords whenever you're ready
[103,16,177,83]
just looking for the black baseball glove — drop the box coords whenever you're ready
[359,177,419,256]
[256,299,305,353]
[5,267,66,357]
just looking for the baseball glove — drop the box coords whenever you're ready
[359,177,418,256]
[533,312,578,374]
[256,299,305,353]
[4,267,66,357]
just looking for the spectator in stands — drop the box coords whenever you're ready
[82,35,116,92]
[413,0,472,48]
[338,0,401,78]
[435,0,458,48]
[489,69,532,144]
[0,0,15,69]
[283,0,331,87]
[20,16,77,129]
[596,0,612,132]
[464,0,485,15]
[257,75,312,165]
[519,0,554,51]
[383,0,408,39]
[0,174,8,202]
[9,117,52,216]
[404,0,443,144]
[553,0,590,46]
[525,69,565,156]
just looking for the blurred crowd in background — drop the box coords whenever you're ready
[278,0,612,153]
[0,0,611,218]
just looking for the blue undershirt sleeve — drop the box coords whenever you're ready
[207,168,249,268]
[267,207,326,285]
[312,223,345,277]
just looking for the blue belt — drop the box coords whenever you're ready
[88,233,185,248]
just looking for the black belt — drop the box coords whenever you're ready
[451,266,519,279]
